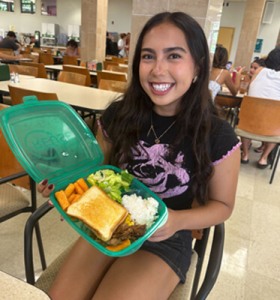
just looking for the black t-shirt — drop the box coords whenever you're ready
[0,37,19,50]
[100,104,240,210]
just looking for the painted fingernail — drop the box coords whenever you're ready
[42,179,48,186]
[48,184,54,190]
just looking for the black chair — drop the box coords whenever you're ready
[24,200,224,299]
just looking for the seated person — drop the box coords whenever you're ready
[0,51,23,60]
[29,36,36,46]
[241,47,280,168]
[244,58,266,84]
[0,31,21,52]
[209,46,245,101]
[64,40,81,58]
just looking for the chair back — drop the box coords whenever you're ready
[103,61,118,70]
[19,62,48,78]
[22,53,39,63]
[62,56,78,66]
[111,57,126,64]
[0,48,15,56]
[8,64,38,77]
[63,65,91,87]
[98,79,126,93]
[106,65,128,74]
[32,48,45,54]
[57,71,86,86]
[97,71,126,87]
[0,104,30,189]
[8,85,58,106]
[79,61,87,67]
[39,53,54,65]
[215,95,242,108]
[237,95,280,136]
[21,49,31,54]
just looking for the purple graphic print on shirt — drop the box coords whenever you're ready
[122,141,190,199]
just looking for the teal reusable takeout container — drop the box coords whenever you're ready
[0,96,168,257]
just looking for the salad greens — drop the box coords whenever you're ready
[87,169,134,203]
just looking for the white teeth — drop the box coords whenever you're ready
[152,83,172,91]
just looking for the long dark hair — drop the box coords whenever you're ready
[213,46,228,69]
[265,47,280,71]
[103,12,216,205]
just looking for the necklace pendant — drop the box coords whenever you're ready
[155,139,160,144]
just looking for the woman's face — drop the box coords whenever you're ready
[249,62,260,77]
[139,23,197,116]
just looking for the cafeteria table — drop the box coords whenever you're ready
[0,58,33,64]
[0,77,121,113]
[0,270,51,299]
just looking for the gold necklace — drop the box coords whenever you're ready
[147,113,176,144]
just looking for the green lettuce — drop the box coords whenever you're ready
[87,169,133,203]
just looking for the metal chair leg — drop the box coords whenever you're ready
[269,145,280,184]
[35,222,47,270]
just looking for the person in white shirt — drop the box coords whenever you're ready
[118,33,127,58]
[241,47,280,168]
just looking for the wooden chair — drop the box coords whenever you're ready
[215,95,242,125]
[24,199,224,299]
[62,56,78,66]
[103,60,118,70]
[32,48,45,54]
[111,56,126,64]
[8,64,38,77]
[98,79,127,93]
[22,53,40,63]
[19,62,48,79]
[106,65,128,74]
[20,49,31,54]
[0,104,47,275]
[0,48,15,56]
[96,71,126,87]
[235,95,280,184]
[57,71,86,86]
[63,65,91,87]
[39,53,54,65]
[8,85,58,106]
[80,61,87,67]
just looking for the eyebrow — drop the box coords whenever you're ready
[141,47,187,54]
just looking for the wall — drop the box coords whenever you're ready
[220,2,246,63]
[220,1,280,64]
[253,3,280,57]
[0,0,81,35]
[107,0,132,34]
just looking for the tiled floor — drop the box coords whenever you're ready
[0,141,279,299]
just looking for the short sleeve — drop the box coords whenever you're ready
[209,117,241,165]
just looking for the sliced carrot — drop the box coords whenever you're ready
[55,190,70,211]
[64,183,75,198]
[76,178,89,192]
[68,193,78,204]
[105,239,131,252]
[70,194,82,204]
[74,182,84,195]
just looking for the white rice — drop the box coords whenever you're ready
[122,194,159,229]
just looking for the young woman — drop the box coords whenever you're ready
[241,48,280,168]
[39,12,240,300]
[118,33,127,58]
[65,39,81,58]
[209,46,245,101]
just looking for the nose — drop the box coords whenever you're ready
[151,58,166,76]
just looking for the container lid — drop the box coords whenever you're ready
[0,96,104,186]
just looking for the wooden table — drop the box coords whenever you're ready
[0,78,121,112]
[0,271,51,300]
[0,58,33,64]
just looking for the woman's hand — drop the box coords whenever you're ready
[236,66,246,74]
[37,179,56,208]
[147,209,179,242]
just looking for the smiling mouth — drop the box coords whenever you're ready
[149,83,174,94]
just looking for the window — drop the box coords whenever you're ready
[0,0,14,12]
[21,0,35,14]
[41,0,56,16]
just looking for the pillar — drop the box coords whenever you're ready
[81,0,108,62]
[234,0,266,69]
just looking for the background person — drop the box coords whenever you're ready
[118,33,127,58]
[0,31,21,52]
[241,47,280,168]
[209,46,245,101]
[64,39,81,58]
[38,12,240,300]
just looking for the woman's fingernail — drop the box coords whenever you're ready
[42,179,48,186]
[48,184,54,190]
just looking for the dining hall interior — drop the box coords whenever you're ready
[0,0,280,299]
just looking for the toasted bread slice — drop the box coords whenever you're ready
[67,186,128,242]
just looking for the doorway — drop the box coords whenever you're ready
[217,27,235,58]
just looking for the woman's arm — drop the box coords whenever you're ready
[224,68,245,96]
[0,52,22,60]
[149,147,240,242]
[95,126,112,165]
